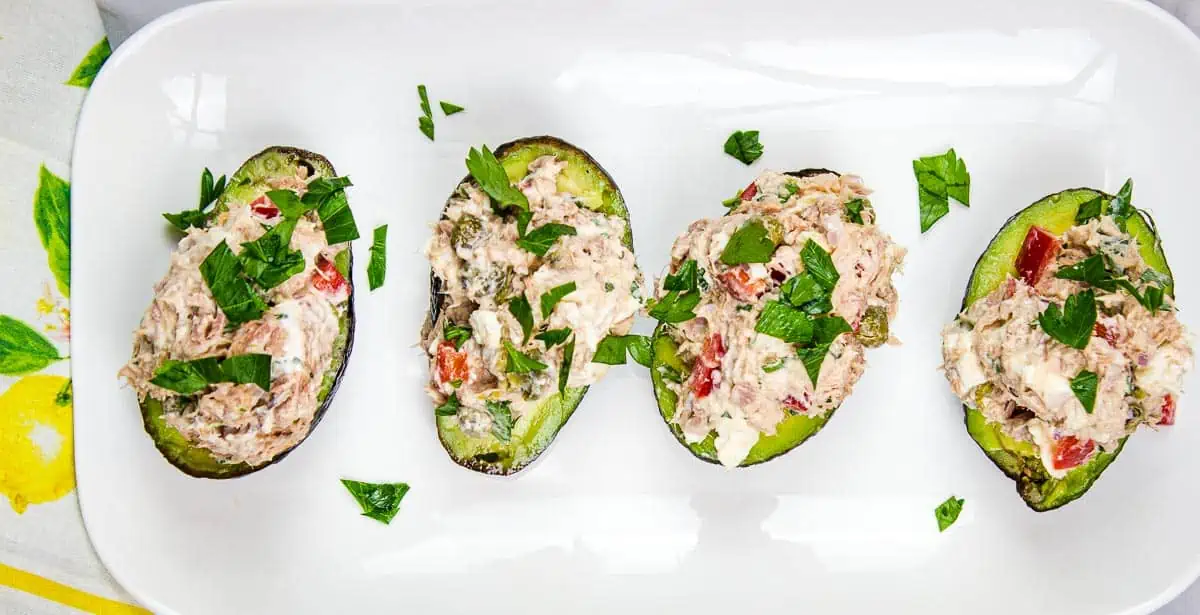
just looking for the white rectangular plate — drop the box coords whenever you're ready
[72,1,1200,613]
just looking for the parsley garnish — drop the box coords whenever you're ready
[800,239,839,291]
[1070,370,1098,414]
[1108,179,1134,231]
[503,340,548,373]
[517,223,576,256]
[1074,195,1104,224]
[648,290,700,324]
[417,85,434,140]
[306,178,360,244]
[795,316,852,385]
[723,130,763,165]
[238,219,305,289]
[754,301,815,344]
[440,101,465,116]
[935,496,964,532]
[913,148,970,233]
[592,334,652,367]
[486,400,514,442]
[341,479,409,525]
[163,167,226,231]
[844,198,868,225]
[150,353,271,395]
[559,335,575,395]
[664,260,704,292]
[200,241,266,325]
[466,145,529,213]
[1038,289,1096,350]
[444,323,472,349]
[367,224,388,291]
[507,295,534,343]
[1056,254,1169,312]
[720,220,779,265]
[540,282,576,318]
[435,392,461,416]
[535,327,572,348]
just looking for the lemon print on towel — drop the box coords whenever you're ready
[0,375,73,513]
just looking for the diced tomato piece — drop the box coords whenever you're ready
[435,340,470,385]
[249,195,280,220]
[311,254,349,300]
[690,334,726,399]
[1160,394,1176,426]
[739,182,758,200]
[1051,436,1095,471]
[1094,322,1119,346]
[719,266,767,302]
[782,394,809,413]
[1015,226,1061,286]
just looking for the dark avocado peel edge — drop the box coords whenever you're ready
[427,136,631,476]
[140,146,356,479]
[959,187,1171,511]
[650,168,850,467]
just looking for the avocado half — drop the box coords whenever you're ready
[649,168,851,467]
[140,146,355,479]
[428,136,631,475]
[960,187,1171,511]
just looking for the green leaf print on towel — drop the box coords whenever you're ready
[64,37,111,88]
[33,166,70,297]
[0,315,64,376]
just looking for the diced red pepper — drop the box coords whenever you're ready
[782,394,809,413]
[435,340,470,385]
[739,182,758,200]
[1160,394,1176,426]
[1051,436,1095,470]
[719,266,767,302]
[1094,322,1119,346]
[690,334,726,399]
[250,195,280,220]
[311,254,349,300]
[1015,226,1061,286]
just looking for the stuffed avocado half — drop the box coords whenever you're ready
[423,136,642,475]
[941,185,1193,511]
[650,170,905,467]
[120,147,356,478]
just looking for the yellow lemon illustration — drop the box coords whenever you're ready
[0,375,74,513]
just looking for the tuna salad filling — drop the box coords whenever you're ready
[120,164,352,467]
[655,171,905,467]
[942,216,1193,478]
[424,154,643,439]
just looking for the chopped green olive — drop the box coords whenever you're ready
[855,306,889,347]
[451,214,483,250]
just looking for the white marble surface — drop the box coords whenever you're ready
[90,1,1200,613]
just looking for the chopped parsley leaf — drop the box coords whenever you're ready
[466,145,529,213]
[508,295,534,343]
[341,479,409,525]
[844,198,867,225]
[593,334,652,367]
[517,223,576,256]
[503,340,548,373]
[934,496,964,532]
[648,290,700,324]
[723,130,763,165]
[800,239,839,291]
[367,224,388,291]
[913,148,970,233]
[540,282,577,318]
[486,400,514,442]
[1038,289,1096,350]
[444,323,472,350]
[720,220,779,265]
[150,353,271,395]
[1070,370,1098,414]
[435,392,461,416]
[440,100,465,116]
[163,167,225,231]
[536,327,572,348]
[199,241,266,325]
[559,335,575,395]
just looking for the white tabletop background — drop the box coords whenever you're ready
[76,1,1200,613]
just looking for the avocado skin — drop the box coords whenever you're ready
[958,187,1171,511]
[649,168,846,468]
[137,146,355,479]
[427,136,629,476]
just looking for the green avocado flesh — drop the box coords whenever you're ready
[432,136,629,475]
[139,146,355,479]
[961,187,1170,510]
[650,329,835,466]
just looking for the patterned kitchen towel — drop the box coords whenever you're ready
[0,0,147,613]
